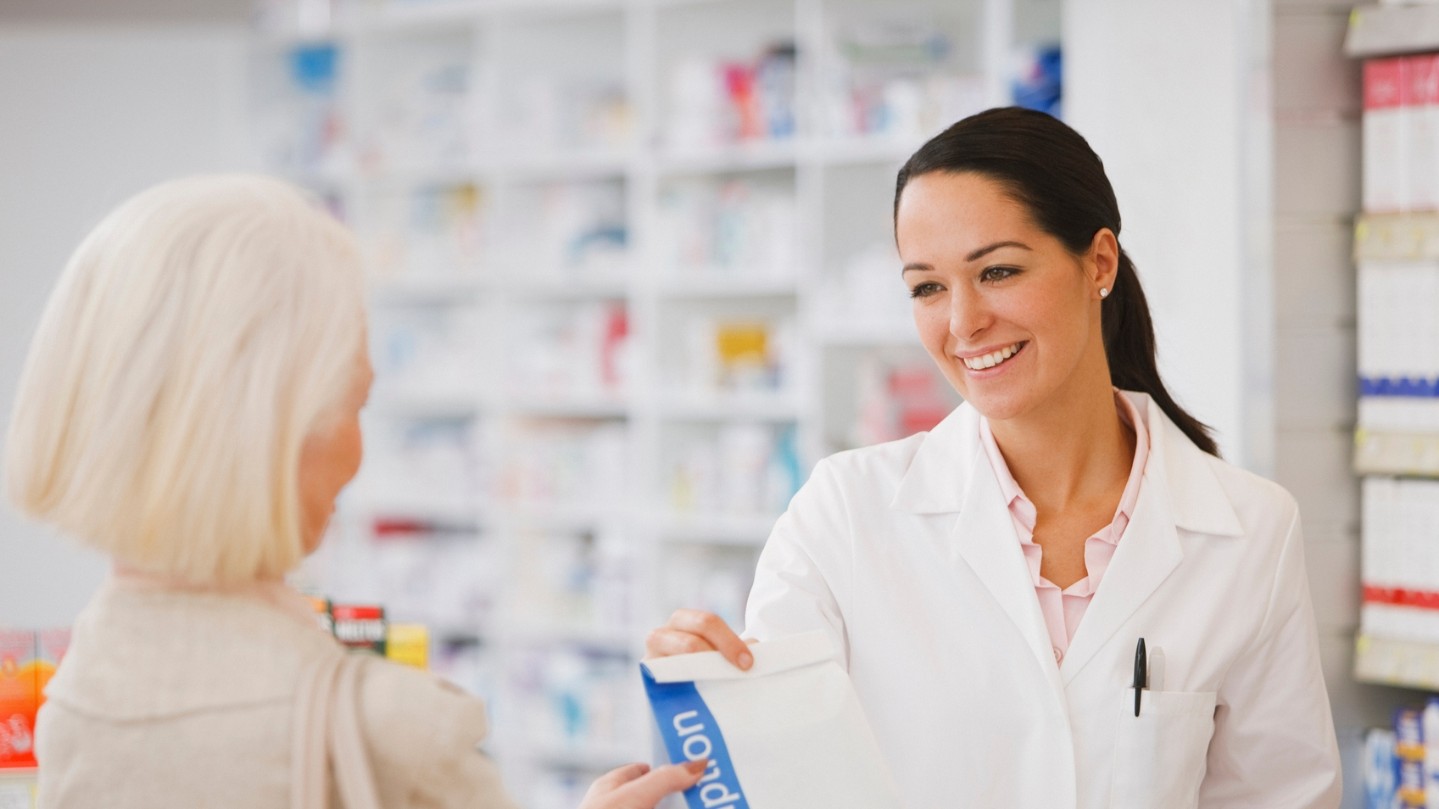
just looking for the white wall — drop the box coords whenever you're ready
[1066,1,1416,805]
[0,21,253,627]
[1063,0,1264,467]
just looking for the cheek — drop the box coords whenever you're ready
[912,300,950,353]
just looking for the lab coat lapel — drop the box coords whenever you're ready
[893,404,1063,689]
[952,448,1066,688]
[1057,467,1182,684]
[1059,394,1242,684]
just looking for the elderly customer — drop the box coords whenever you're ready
[4,175,703,809]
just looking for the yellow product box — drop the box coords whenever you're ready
[0,631,37,770]
[385,624,429,671]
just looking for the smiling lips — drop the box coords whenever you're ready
[961,341,1026,371]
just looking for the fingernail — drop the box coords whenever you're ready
[738,652,753,669]
[684,759,708,775]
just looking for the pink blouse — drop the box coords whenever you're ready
[978,391,1150,663]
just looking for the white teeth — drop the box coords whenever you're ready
[963,343,1022,371]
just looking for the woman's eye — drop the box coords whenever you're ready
[909,282,941,299]
[980,266,1019,283]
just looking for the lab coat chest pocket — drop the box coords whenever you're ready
[1109,689,1216,809]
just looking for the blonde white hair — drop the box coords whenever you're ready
[4,174,366,584]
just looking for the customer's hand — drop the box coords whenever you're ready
[579,760,707,809]
[645,609,753,671]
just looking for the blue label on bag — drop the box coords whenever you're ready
[641,665,751,809]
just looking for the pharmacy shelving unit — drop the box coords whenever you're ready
[254,0,1057,805]
[1345,10,1439,694]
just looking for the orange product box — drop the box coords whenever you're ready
[0,631,37,769]
[301,594,335,635]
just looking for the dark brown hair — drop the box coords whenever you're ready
[894,107,1218,456]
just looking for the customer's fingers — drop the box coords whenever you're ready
[606,760,708,808]
[584,763,651,799]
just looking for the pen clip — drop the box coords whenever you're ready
[1132,637,1147,717]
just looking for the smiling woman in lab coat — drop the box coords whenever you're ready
[646,108,1343,808]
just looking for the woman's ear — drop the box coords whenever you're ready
[1087,228,1120,299]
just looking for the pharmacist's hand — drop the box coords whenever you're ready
[579,760,707,809]
[645,609,754,671]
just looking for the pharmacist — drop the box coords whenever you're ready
[646,108,1342,808]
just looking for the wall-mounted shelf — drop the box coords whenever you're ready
[1356,633,1439,690]
[1355,429,1439,477]
[1346,5,1439,58]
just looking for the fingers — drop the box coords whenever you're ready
[606,760,708,808]
[584,763,651,799]
[645,610,752,670]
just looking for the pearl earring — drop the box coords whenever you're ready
[1100,287,1110,299]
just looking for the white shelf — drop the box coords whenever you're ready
[501,275,630,299]
[494,504,624,534]
[814,321,918,348]
[1355,633,1439,690]
[655,513,775,546]
[369,392,485,419]
[370,274,489,304]
[0,769,35,809]
[812,136,922,166]
[1345,4,1439,58]
[1355,429,1439,477]
[654,274,797,299]
[653,392,800,421]
[656,140,800,174]
[501,622,635,653]
[521,740,644,772]
[483,149,634,181]
[1354,212,1439,262]
[502,394,630,419]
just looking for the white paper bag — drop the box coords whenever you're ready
[640,631,903,809]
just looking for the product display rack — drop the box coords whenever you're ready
[254,0,1056,804]
[1344,10,1439,694]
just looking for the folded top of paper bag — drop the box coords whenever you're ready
[641,630,833,684]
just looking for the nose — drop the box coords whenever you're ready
[947,285,989,342]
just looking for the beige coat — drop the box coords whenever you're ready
[37,579,520,809]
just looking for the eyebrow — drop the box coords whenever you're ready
[901,240,1033,274]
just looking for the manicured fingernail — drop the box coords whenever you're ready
[684,759,709,775]
[738,652,753,669]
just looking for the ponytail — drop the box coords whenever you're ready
[1103,250,1219,456]
[895,107,1219,456]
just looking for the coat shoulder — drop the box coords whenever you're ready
[1194,452,1302,544]
[816,431,930,492]
[358,658,516,806]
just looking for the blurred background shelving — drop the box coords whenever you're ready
[259,0,1051,803]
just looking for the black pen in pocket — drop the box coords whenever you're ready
[1132,638,1147,716]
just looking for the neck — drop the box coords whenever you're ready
[988,374,1135,512]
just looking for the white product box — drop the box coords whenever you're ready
[1365,57,1408,214]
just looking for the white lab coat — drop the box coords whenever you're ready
[743,391,1341,809]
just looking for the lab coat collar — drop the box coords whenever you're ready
[889,391,1243,539]
[890,391,1244,685]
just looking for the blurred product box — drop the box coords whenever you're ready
[385,624,429,670]
[1365,57,1406,213]
[332,604,388,656]
[0,628,69,771]
[0,631,36,770]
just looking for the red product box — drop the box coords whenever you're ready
[331,604,386,655]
